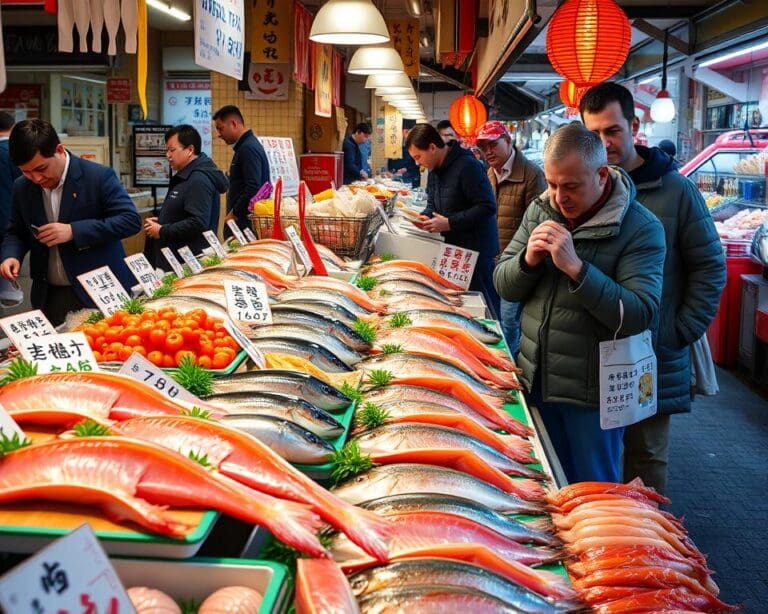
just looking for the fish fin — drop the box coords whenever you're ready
[525,517,557,534]
[266,499,331,558]
[336,505,394,563]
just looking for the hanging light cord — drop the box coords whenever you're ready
[661,30,669,92]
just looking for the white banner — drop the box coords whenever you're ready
[194,0,245,80]
[258,136,300,197]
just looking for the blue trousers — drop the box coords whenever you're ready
[470,257,500,320]
[500,299,522,357]
[531,378,624,484]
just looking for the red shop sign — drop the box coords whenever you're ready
[107,78,132,104]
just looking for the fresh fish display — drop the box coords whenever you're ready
[589,588,738,613]
[363,260,464,291]
[390,309,502,344]
[370,272,463,298]
[295,558,360,614]
[295,276,388,313]
[277,288,375,318]
[372,280,462,305]
[209,370,351,412]
[358,494,560,547]
[224,249,293,272]
[383,293,476,319]
[143,295,230,321]
[109,415,393,562]
[205,392,344,438]
[328,510,562,571]
[247,323,363,367]
[217,414,334,464]
[248,337,354,373]
[347,559,579,613]
[356,585,537,614]
[351,423,546,480]
[332,464,545,515]
[269,307,372,352]
[0,437,327,555]
[271,300,361,329]
[209,263,297,290]
[547,480,670,509]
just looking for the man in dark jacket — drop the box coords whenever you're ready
[581,82,726,494]
[388,125,420,188]
[0,112,23,306]
[213,105,270,237]
[494,123,666,484]
[343,123,371,184]
[406,123,501,316]
[0,119,141,324]
[144,124,228,267]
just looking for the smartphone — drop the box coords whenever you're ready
[30,224,40,237]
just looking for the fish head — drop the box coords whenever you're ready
[319,381,352,406]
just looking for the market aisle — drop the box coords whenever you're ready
[666,366,768,612]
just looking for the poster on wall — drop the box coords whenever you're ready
[314,43,333,118]
[133,125,172,187]
[0,84,41,121]
[293,2,312,86]
[387,19,420,77]
[257,136,300,196]
[249,0,291,63]
[384,104,403,159]
[194,0,245,80]
[162,79,212,156]
[245,62,290,101]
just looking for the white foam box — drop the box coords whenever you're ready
[374,228,444,265]
[460,291,491,319]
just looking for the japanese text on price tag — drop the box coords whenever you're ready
[178,246,204,274]
[76,266,130,316]
[0,524,133,614]
[224,317,265,368]
[118,352,201,405]
[203,230,228,258]
[284,225,312,271]
[124,253,162,297]
[243,227,258,242]
[429,244,477,291]
[161,247,186,278]
[0,310,55,348]
[224,280,272,324]
[19,332,99,374]
[226,220,249,246]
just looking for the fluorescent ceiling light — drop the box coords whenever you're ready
[699,39,768,68]
[638,76,657,85]
[349,45,404,75]
[147,0,191,21]
[309,0,389,45]
[63,74,107,84]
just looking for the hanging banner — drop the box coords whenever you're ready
[331,49,343,108]
[293,1,312,85]
[314,43,333,118]
[257,136,300,196]
[384,103,403,159]
[387,19,420,77]
[372,94,387,172]
[250,0,291,63]
[246,62,290,101]
[194,0,245,80]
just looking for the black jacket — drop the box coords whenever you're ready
[424,142,499,261]
[227,130,270,231]
[147,154,228,266]
[388,144,420,188]
[0,138,21,236]
[342,135,363,184]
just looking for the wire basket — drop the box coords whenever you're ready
[251,213,383,258]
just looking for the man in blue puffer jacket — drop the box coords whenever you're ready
[406,123,501,317]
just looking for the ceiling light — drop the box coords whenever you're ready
[146,0,191,21]
[405,0,423,18]
[309,0,389,45]
[699,39,768,68]
[375,87,413,96]
[650,31,676,123]
[365,73,411,89]
[349,45,404,75]
[382,92,417,101]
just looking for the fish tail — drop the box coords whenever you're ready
[508,478,548,502]
[526,517,557,534]
[336,505,394,563]
[266,500,331,558]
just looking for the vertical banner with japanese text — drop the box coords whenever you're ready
[387,19,420,77]
[314,43,333,118]
[293,1,312,85]
[195,0,245,80]
[331,49,343,108]
[372,94,387,172]
[250,0,291,63]
[384,104,403,159]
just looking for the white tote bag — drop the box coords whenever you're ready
[599,300,658,430]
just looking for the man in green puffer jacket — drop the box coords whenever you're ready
[493,123,666,484]
[581,83,726,494]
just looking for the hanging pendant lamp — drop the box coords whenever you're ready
[309,0,390,45]
[650,31,676,123]
[448,95,487,143]
[365,73,412,89]
[559,79,591,109]
[349,44,405,74]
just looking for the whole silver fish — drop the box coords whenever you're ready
[273,299,360,328]
[203,391,344,438]
[247,337,353,373]
[349,560,577,613]
[143,295,229,321]
[221,414,334,464]
[357,585,523,613]
[269,308,371,352]
[247,323,363,366]
[370,272,463,297]
[394,309,501,344]
[357,494,560,547]
[276,288,372,317]
[209,370,350,412]
[331,464,545,515]
[351,423,547,480]
[374,280,462,305]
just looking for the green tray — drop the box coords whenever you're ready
[292,399,357,480]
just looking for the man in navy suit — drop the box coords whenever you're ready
[0,119,142,325]
[0,112,23,307]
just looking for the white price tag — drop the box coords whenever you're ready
[224,317,265,369]
[374,201,398,234]
[161,247,186,278]
[225,280,272,324]
[17,331,99,374]
[284,225,313,271]
[243,227,258,242]
[0,403,25,441]
[203,230,228,258]
[226,219,249,246]
[124,253,162,297]
[0,309,56,349]
[178,246,204,274]
[76,266,130,316]
[0,524,133,614]
[118,352,201,404]
[429,244,478,291]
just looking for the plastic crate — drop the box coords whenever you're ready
[251,213,383,258]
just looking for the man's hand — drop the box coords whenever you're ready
[0,258,20,282]
[144,216,161,239]
[525,223,554,268]
[36,223,73,247]
[397,168,407,175]
[535,221,583,281]
[360,170,369,180]
[417,213,450,233]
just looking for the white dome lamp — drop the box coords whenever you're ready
[309,0,390,46]
[650,31,676,123]
[349,44,405,75]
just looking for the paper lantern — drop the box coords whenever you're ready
[559,80,591,109]
[448,95,487,143]
[546,0,631,86]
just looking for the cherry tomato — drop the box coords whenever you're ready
[92,350,103,362]
[179,326,200,345]
[162,354,177,368]
[188,309,207,327]
[149,328,167,349]
[119,326,139,343]
[141,310,158,321]
[147,350,164,366]
[197,355,212,369]
[125,334,142,347]
[122,315,141,328]
[165,332,185,353]
[110,310,127,326]
[104,327,122,344]
[138,320,156,341]
[132,345,147,357]
[108,341,124,353]
[118,346,133,361]
[103,350,119,362]
[175,350,197,366]
[85,334,95,347]
[199,341,215,357]
[212,352,231,369]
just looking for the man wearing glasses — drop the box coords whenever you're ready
[477,121,546,355]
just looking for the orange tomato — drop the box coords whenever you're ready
[132,345,147,357]
[154,319,171,331]
[108,341,124,353]
[93,350,103,362]
[188,309,207,327]
[122,315,141,328]
[141,309,158,321]
[223,335,239,351]
[103,327,122,344]
[85,334,95,347]
[197,355,212,369]
[149,328,167,349]
[212,352,231,369]
[165,331,184,353]
[94,320,109,333]
[125,334,142,347]
[147,350,164,366]
[110,310,127,326]
[119,326,139,343]
[175,350,196,365]
[179,326,200,345]
[103,350,119,362]
[118,346,133,361]
[162,354,176,368]
[199,341,215,357]
[82,325,101,339]
[138,320,155,341]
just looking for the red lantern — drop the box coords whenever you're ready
[546,0,631,86]
[559,80,591,109]
[448,95,487,144]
